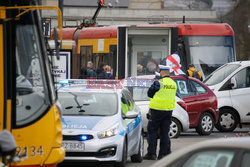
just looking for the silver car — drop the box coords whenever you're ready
[151,137,250,167]
[124,76,189,138]
[57,79,144,166]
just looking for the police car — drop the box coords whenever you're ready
[57,79,144,166]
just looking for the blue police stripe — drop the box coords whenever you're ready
[119,130,126,136]
[126,114,142,134]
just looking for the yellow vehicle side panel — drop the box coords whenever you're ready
[12,103,65,166]
[0,24,4,131]
[0,9,6,19]
[44,148,65,165]
[6,100,11,131]
[77,38,117,54]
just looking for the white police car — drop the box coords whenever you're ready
[57,79,144,166]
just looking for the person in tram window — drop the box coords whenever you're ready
[79,67,88,79]
[96,63,108,79]
[137,64,146,76]
[86,61,97,79]
[105,65,114,79]
[187,64,203,81]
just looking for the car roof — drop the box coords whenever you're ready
[227,61,250,66]
[151,137,250,167]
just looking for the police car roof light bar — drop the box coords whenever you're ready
[58,79,123,90]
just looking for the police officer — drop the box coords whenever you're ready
[144,65,177,160]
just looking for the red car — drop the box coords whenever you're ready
[171,75,219,135]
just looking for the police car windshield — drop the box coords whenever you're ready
[58,92,118,116]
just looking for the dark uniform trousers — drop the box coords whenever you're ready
[147,109,172,156]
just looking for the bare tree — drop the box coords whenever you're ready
[221,0,250,60]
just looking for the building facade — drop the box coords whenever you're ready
[42,0,236,27]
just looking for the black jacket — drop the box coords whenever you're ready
[87,67,97,79]
[96,68,108,79]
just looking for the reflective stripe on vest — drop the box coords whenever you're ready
[149,77,177,111]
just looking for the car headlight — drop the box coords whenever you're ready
[98,124,119,139]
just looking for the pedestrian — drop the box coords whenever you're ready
[166,51,185,76]
[96,63,108,79]
[144,65,177,160]
[79,67,87,79]
[187,64,203,81]
[86,61,97,79]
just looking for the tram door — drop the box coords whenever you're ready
[128,35,169,77]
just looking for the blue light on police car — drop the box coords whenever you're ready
[80,135,88,141]
[59,79,69,84]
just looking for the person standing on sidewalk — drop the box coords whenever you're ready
[144,65,177,160]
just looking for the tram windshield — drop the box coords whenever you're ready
[186,36,235,79]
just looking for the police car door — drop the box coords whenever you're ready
[122,90,140,155]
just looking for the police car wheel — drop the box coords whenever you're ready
[215,108,238,132]
[115,139,127,167]
[131,133,144,162]
[169,118,181,139]
[196,112,214,135]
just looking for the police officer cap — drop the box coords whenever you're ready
[159,65,170,71]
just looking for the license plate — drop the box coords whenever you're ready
[62,141,85,152]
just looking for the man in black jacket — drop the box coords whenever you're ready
[96,63,108,79]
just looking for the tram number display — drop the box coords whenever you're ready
[16,146,43,157]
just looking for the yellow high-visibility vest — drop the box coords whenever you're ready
[149,77,177,111]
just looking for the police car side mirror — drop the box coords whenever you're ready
[125,111,138,119]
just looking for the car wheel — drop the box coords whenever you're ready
[196,112,214,135]
[169,118,181,139]
[131,133,144,162]
[215,108,238,132]
[115,139,127,167]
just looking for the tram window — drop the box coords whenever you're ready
[137,51,162,76]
